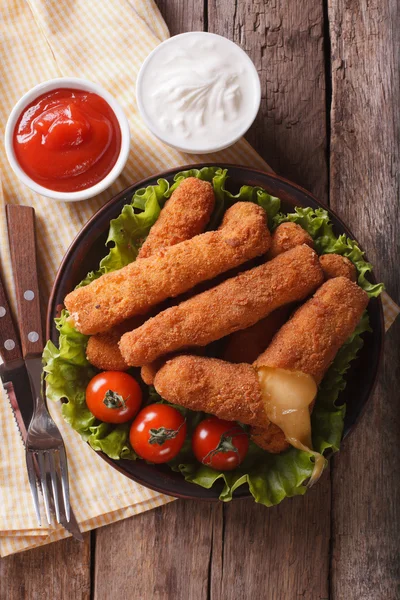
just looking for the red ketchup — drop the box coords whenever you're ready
[13,88,122,193]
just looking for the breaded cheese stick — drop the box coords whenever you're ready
[87,178,215,371]
[154,355,289,452]
[86,317,147,371]
[154,355,265,425]
[254,276,368,383]
[222,222,313,364]
[251,276,368,451]
[119,244,324,366]
[140,347,206,385]
[319,254,357,282]
[154,277,368,453]
[65,202,270,335]
[141,361,165,386]
[138,177,215,258]
[250,424,290,453]
[267,222,313,259]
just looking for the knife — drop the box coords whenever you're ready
[0,270,32,437]
[0,205,82,541]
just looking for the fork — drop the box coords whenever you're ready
[24,357,71,525]
[6,205,75,529]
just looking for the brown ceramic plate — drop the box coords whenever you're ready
[46,164,384,501]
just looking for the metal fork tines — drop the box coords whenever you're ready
[25,357,70,526]
[26,447,70,526]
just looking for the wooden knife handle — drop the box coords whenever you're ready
[6,205,44,357]
[0,270,22,363]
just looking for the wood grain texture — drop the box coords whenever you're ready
[156,0,204,35]
[214,485,331,600]
[0,534,91,600]
[0,270,22,363]
[208,0,328,201]
[328,0,400,598]
[94,502,223,600]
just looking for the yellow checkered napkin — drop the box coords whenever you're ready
[0,0,398,557]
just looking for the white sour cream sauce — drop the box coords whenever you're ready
[137,32,261,153]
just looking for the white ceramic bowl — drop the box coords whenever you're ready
[4,77,131,202]
[136,32,261,154]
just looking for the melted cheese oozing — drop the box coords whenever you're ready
[257,367,326,486]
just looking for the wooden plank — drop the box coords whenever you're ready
[156,0,204,35]
[328,0,400,598]
[94,501,223,600]
[214,481,331,600]
[0,534,91,600]
[208,2,331,598]
[208,0,328,201]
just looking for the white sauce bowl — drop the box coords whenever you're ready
[4,77,131,202]
[136,32,261,154]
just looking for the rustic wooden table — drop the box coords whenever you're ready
[1,1,399,598]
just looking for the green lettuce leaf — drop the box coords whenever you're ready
[43,168,383,507]
[43,311,96,440]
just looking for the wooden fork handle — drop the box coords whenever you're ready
[6,205,44,357]
[0,270,22,363]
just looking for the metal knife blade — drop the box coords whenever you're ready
[0,359,33,433]
[3,380,28,442]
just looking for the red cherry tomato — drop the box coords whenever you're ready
[130,404,186,463]
[192,417,249,471]
[86,371,142,424]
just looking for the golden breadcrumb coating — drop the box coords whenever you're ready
[154,277,368,454]
[267,222,313,259]
[154,355,289,452]
[86,317,147,371]
[137,177,215,258]
[222,221,314,365]
[154,355,266,426]
[319,254,357,282]
[250,424,290,453]
[119,244,323,366]
[86,178,215,370]
[254,276,368,384]
[65,202,270,335]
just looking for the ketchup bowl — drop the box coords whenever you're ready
[4,77,130,202]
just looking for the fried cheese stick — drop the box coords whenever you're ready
[155,355,265,425]
[224,254,358,431]
[140,347,206,386]
[267,222,313,259]
[153,277,369,452]
[86,178,215,371]
[253,276,368,382]
[319,254,357,282]
[222,223,313,363]
[137,177,215,258]
[223,253,356,368]
[154,354,289,452]
[86,317,146,372]
[65,202,270,335]
[251,275,368,450]
[119,244,324,366]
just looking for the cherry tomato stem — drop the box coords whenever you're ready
[86,371,142,424]
[192,418,249,471]
[130,404,186,463]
